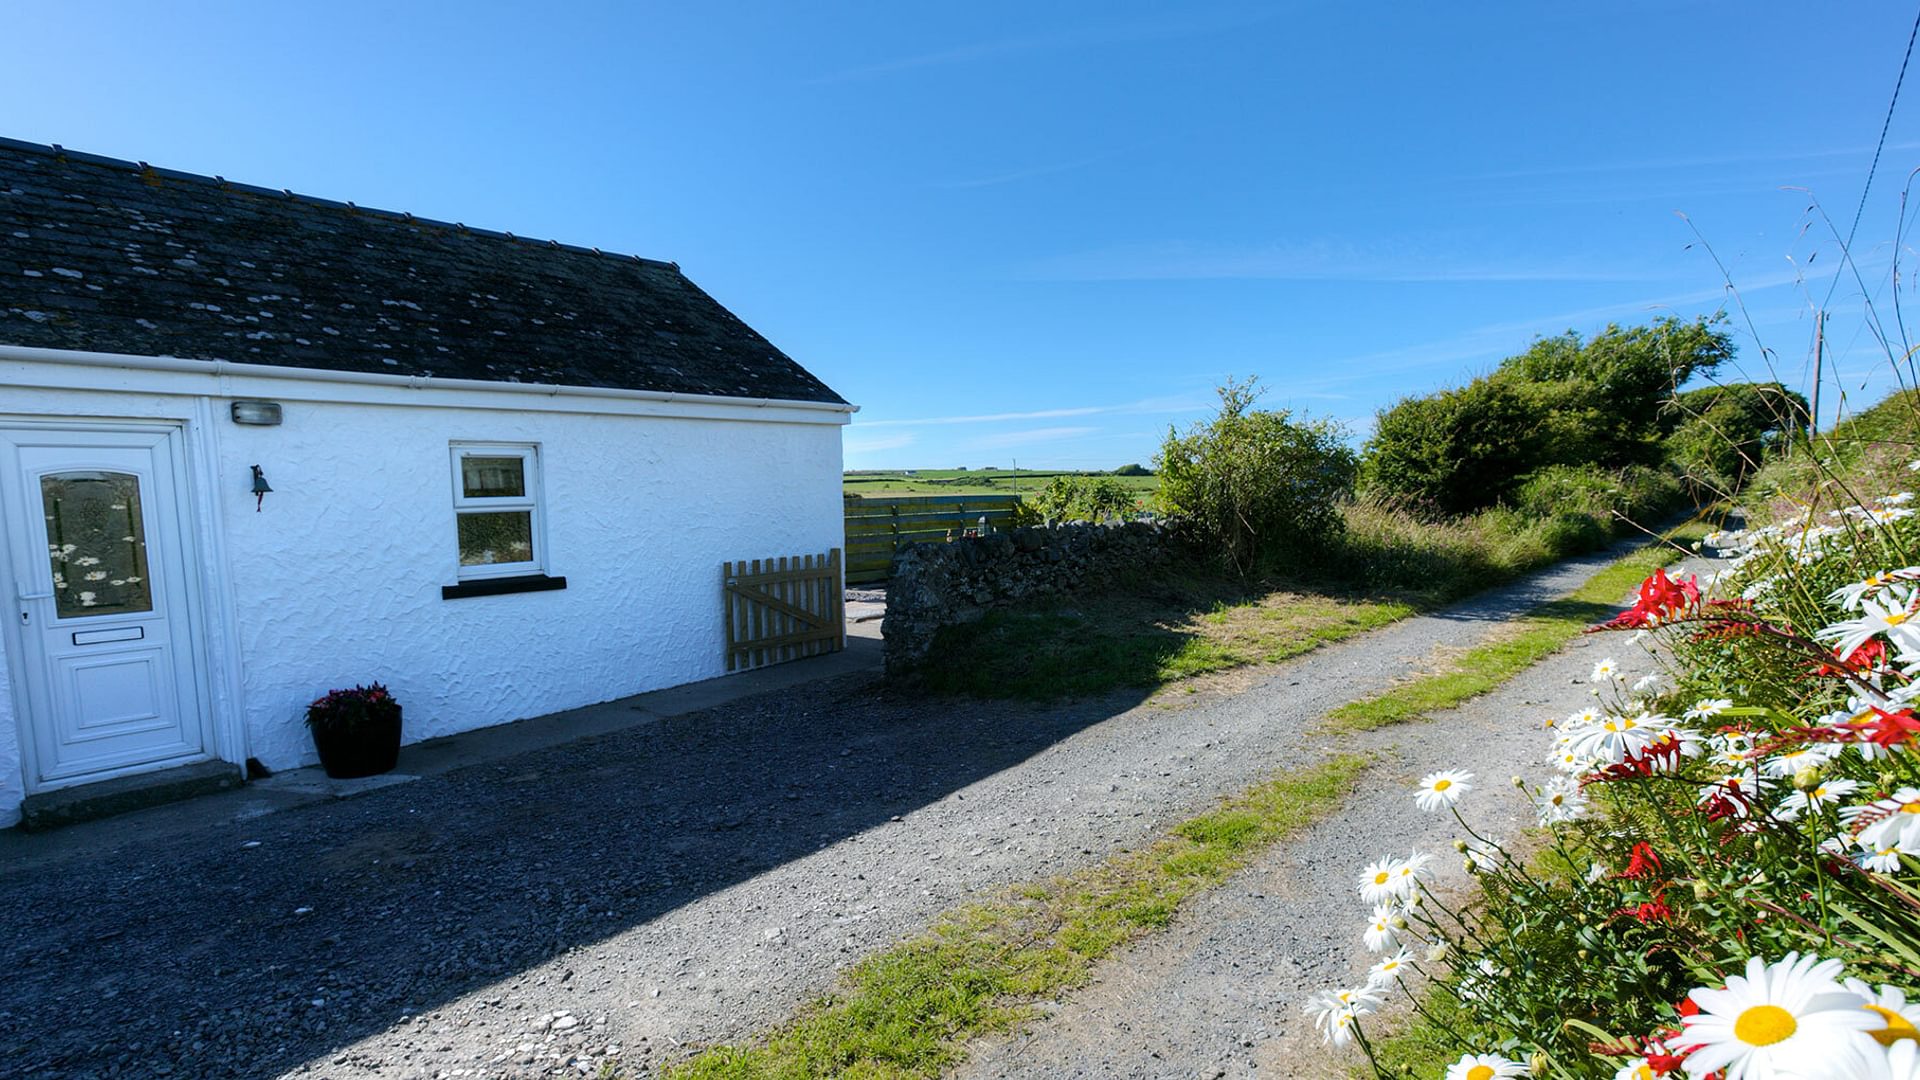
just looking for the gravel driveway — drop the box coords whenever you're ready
[0,543,1661,1080]
[955,555,1711,1080]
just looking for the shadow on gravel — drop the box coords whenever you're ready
[0,670,1153,1079]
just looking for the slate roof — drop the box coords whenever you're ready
[0,138,846,405]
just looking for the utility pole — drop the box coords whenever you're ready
[1810,309,1825,438]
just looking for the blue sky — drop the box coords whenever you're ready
[6,2,1918,468]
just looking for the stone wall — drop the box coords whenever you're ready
[882,520,1194,672]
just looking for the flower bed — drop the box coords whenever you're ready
[1319,490,1920,1078]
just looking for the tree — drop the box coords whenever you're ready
[1362,378,1544,515]
[1156,380,1357,575]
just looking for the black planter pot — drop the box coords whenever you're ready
[310,710,402,779]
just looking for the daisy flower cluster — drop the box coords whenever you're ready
[1321,489,1920,1078]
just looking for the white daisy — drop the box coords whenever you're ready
[1632,671,1668,696]
[1443,1051,1525,1080]
[1856,788,1920,853]
[1762,744,1836,779]
[1774,778,1860,821]
[1830,570,1920,611]
[1362,905,1398,952]
[1357,857,1405,905]
[1863,843,1905,873]
[1414,769,1474,812]
[1862,1040,1920,1080]
[1686,698,1734,721]
[1591,657,1624,683]
[1366,947,1413,988]
[1816,590,1920,665]
[1303,984,1381,1047]
[1536,777,1590,824]
[1679,952,1881,1078]
[1564,712,1666,765]
[1844,977,1920,1048]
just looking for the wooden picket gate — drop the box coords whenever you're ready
[723,548,845,672]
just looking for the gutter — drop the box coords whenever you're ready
[0,343,859,417]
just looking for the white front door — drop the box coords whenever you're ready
[1,423,212,791]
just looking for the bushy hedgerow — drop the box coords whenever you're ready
[1155,380,1358,576]
[1360,379,1543,515]
[1661,382,1809,498]
[1031,474,1137,523]
[1361,317,1741,515]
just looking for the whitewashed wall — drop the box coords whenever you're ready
[0,372,846,825]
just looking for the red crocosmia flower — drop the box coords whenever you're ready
[1848,706,1920,750]
[1620,842,1664,880]
[1616,890,1674,924]
[1593,567,1701,630]
[1811,636,1888,677]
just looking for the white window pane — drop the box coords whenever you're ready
[461,456,526,499]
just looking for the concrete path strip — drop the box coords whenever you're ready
[0,542,1661,1080]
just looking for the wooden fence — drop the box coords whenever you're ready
[844,494,1024,584]
[723,549,845,671]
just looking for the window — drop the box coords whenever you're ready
[449,444,544,580]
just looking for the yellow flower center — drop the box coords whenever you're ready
[1902,802,1920,814]
[1466,1067,1494,1080]
[1867,1004,1919,1046]
[1373,871,1390,885]
[1734,1003,1798,1046]
[1889,611,1911,626]
[1627,1067,1654,1080]
[1433,779,1452,792]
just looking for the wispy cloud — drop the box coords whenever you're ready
[843,431,915,455]
[1288,266,1836,398]
[969,426,1101,450]
[804,7,1282,85]
[1021,239,1672,284]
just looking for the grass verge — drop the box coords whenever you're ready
[1322,517,1717,733]
[919,572,1415,701]
[661,754,1371,1079]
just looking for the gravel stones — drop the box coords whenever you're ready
[0,542,1650,1079]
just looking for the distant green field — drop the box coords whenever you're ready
[842,468,1158,498]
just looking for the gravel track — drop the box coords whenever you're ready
[0,544,1654,1080]
[956,555,1715,1080]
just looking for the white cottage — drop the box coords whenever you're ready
[0,139,853,827]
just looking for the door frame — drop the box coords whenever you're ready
[0,409,246,793]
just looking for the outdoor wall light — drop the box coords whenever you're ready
[250,464,272,512]
[231,400,283,425]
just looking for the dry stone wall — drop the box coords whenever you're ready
[882,520,1195,672]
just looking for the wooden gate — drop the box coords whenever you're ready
[723,548,845,672]
[843,494,1025,584]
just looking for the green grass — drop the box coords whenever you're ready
[662,754,1370,1080]
[844,468,1160,498]
[918,574,1416,700]
[1323,518,1717,732]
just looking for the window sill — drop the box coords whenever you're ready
[441,574,567,601]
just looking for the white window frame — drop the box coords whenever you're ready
[448,442,547,581]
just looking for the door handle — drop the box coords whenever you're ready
[17,591,50,625]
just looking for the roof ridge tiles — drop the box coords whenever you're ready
[0,135,680,272]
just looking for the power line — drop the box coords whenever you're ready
[1826,3,1920,309]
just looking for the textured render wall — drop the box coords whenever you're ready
[0,381,844,813]
[219,398,844,771]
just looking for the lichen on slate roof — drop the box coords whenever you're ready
[0,138,846,405]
